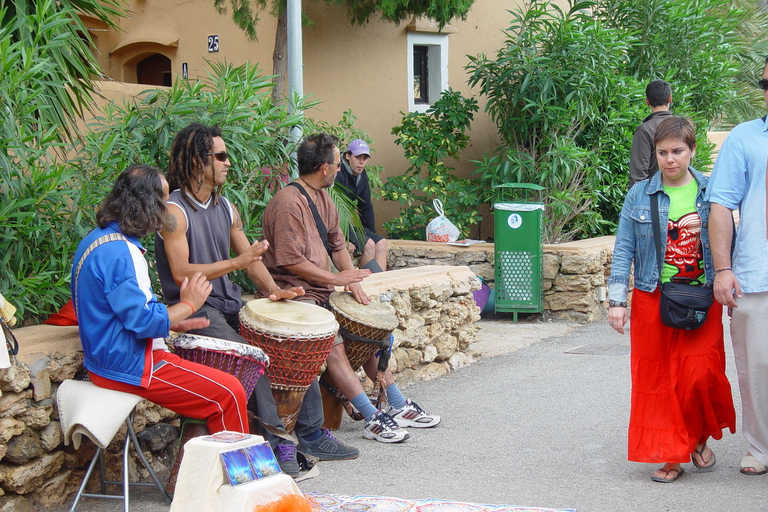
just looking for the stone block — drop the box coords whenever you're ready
[24,358,51,402]
[419,362,450,381]
[0,444,6,463]
[422,346,437,363]
[0,451,64,494]
[544,291,595,312]
[137,423,179,452]
[420,308,441,325]
[433,333,458,361]
[0,418,25,444]
[4,428,43,464]
[409,287,431,308]
[31,471,71,507]
[553,274,593,292]
[542,253,560,280]
[18,398,53,429]
[559,252,603,274]
[47,352,83,383]
[39,423,62,452]
[0,390,31,417]
[0,362,30,393]
[428,283,452,302]
[393,347,422,372]
[390,294,412,318]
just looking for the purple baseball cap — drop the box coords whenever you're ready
[347,139,371,157]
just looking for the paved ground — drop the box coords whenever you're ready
[50,312,768,512]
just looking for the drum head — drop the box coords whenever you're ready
[328,291,399,331]
[240,298,338,337]
[170,333,269,363]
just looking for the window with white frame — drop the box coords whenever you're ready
[406,32,449,113]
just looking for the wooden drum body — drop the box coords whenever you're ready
[239,299,338,432]
[321,291,399,430]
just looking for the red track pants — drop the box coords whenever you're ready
[89,350,248,434]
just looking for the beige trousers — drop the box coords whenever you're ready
[731,291,768,464]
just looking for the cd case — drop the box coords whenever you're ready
[220,441,282,486]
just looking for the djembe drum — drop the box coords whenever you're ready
[320,291,399,430]
[166,334,269,493]
[169,334,269,398]
[239,299,338,432]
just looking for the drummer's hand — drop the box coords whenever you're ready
[170,317,210,332]
[333,268,370,287]
[179,272,212,311]
[347,242,356,255]
[234,240,269,270]
[347,282,369,305]
[268,286,305,301]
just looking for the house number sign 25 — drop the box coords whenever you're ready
[208,35,219,52]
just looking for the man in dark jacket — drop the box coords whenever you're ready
[629,80,673,188]
[335,139,387,271]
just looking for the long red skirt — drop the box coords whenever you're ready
[628,288,736,463]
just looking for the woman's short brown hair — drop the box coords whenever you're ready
[653,116,696,151]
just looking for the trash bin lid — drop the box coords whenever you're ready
[493,202,545,212]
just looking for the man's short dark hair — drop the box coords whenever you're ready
[646,80,672,107]
[168,122,223,208]
[297,133,339,176]
[97,164,167,238]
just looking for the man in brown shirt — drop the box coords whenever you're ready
[261,133,440,449]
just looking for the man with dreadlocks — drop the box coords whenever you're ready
[155,122,359,476]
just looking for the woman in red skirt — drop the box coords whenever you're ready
[607,117,736,483]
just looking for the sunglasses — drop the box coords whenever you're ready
[759,79,768,90]
[206,151,229,162]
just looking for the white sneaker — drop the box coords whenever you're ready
[363,411,410,443]
[387,400,441,428]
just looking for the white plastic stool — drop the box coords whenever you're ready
[56,380,172,511]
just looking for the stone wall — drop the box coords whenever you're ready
[387,237,615,323]
[0,265,480,508]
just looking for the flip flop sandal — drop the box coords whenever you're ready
[651,467,684,483]
[691,443,716,470]
[740,455,768,476]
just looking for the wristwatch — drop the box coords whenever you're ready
[608,300,627,308]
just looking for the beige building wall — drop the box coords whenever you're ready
[85,0,527,240]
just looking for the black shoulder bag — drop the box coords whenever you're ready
[287,182,332,257]
[650,193,713,330]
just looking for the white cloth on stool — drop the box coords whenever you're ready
[57,380,142,449]
[170,435,301,512]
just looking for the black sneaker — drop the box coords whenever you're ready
[274,440,300,477]
[297,429,360,460]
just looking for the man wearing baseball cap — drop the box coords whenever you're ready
[336,139,388,272]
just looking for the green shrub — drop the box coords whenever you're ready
[381,89,480,240]
[466,0,728,242]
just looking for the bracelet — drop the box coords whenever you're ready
[608,300,627,308]
[180,300,196,315]
[714,267,732,274]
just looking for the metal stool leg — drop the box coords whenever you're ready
[68,447,102,512]
[125,410,172,504]
[68,406,173,511]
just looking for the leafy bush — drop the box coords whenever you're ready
[466,0,729,242]
[381,89,480,240]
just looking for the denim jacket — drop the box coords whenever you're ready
[608,167,713,303]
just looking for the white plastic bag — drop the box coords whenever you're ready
[426,199,460,242]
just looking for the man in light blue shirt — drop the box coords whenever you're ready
[707,55,768,476]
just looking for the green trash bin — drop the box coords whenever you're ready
[493,183,545,321]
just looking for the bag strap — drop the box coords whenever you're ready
[72,232,129,318]
[433,198,445,217]
[650,193,665,285]
[287,182,332,257]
